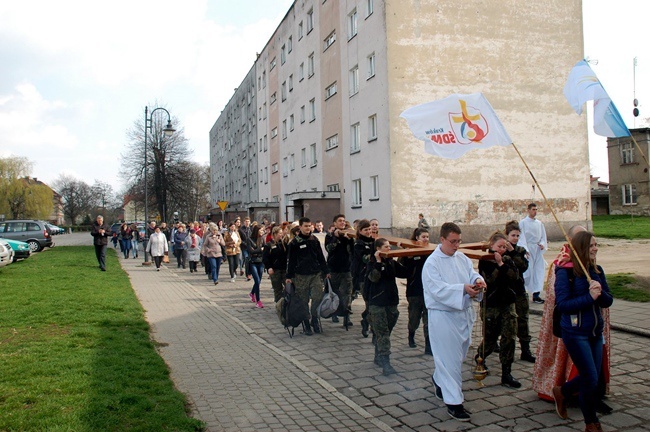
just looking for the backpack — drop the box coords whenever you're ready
[318,278,340,319]
[277,281,309,337]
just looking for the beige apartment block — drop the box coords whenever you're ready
[607,128,650,216]
[210,0,590,239]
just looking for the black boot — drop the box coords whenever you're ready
[343,314,352,328]
[361,318,369,338]
[311,317,321,334]
[424,335,432,356]
[379,355,396,376]
[520,341,536,363]
[408,331,417,348]
[303,320,313,336]
[331,315,339,323]
[501,364,521,388]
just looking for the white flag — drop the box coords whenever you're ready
[400,93,512,159]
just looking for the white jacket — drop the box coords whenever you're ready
[146,232,169,257]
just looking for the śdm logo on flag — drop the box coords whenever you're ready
[400,93,512,159]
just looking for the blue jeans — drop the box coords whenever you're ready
[561,331,603,424]
[208,257,222,283]
[241,249,250,277]
[131,239,138,257]
[250,262,264,302]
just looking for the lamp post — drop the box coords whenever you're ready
[143,106,176,264]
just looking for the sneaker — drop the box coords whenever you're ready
[432,377,443,401]
[214,281,219,285]
[231,278,236,283]
[447,404,470,422]
[256,301,264,308]
[249,293,256,303]
[533,297,545,304]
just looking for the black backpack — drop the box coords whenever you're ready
[278,282,309,337]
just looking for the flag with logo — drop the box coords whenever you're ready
[563,59,630,138]
[400,93,512,159]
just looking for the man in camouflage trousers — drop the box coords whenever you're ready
[325,214,355,328]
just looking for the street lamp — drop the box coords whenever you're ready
[143,106,176,264]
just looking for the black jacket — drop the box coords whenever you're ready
[400,255,426,298]
[365,256,409,306]
[239,226,252,252]
[286,233,329,278]
[351,234,374,280]
[504,243,529,294]
[91,221,112,246]
[478,255,518,307]
[325,231,354,273]
[247,237,264,263]
[262,239,287,271]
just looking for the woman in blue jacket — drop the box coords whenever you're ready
[552,231,613,432]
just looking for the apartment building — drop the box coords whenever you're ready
[210,0,590,238]
[607,128,650,216]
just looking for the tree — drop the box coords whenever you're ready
[53,175,96,224]
[120,105,193,223]
[0,156,53,220]
[168,162,211,222]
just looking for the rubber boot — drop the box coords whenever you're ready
[311,317,321,334]
[424,335,432,356]
[520,341,536,363]
[361,317,369,338]
[303,320,313,336]
[501,364,522,388]
[379,355,396,376]
[408,331,417,348]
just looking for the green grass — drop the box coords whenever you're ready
[0,247,204,431]
[592,215,650,239]
[607,273,650,302]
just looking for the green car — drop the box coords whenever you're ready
[0,237,31,262]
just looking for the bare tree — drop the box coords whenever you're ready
[120,105,192,223]
[167,162,211,222]
[53,175,96,224]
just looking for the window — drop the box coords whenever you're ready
[259,137,263,152]
[325,82,337,99]
[271,127,278,138]
[270,92,277,104]
[281,45,286,64]
[324,31,336,51]
[308,53,315,77]
[309,98,316,122]
[282,157,288,176]
[290,153,295,170]
[326,134,339,150]
[270,57,276,70]
[282,120,287,139]
[258,107,262,120]
[299,63,305,81]
[348,9,358,39]
[289,114,294,131]
[258,76,261,90]
[368,114,377,141]
[622,184,637,205]
[370,175,379,199]
[262,70,266,88]
[349,66,359,96]
[263,135,268,151]
[300,105,306,123]
[307,9,314,33]
[264,167,268,183]
[281,81,287,101]
[352,179,362,206]
[366,0,374,17]
[367,53,376,79]
[263,103,267,119]
[350,123,360,153]
[621,142,634,164]
[299,21,304,39]
[310,143,317,166]
[288,36,293,53]
[272,163,278,173]
[288,74,293,91]
[327,183,340,192]
[301,148,307,167]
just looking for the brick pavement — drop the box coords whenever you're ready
[121,256,650,432]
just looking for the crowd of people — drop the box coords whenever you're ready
[96,203,613,431]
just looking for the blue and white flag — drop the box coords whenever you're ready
[563,59,630,138]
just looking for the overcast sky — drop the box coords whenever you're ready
[0,0,647,195]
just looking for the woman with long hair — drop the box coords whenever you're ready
[247,224,266,308]
[119,223,132,259]
[263,225,288,303]
[552,231,613,432]
[224,222,241,282]
[202,225,226,285]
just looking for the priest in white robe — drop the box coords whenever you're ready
[422,222,485,422]
[518,203,547,303]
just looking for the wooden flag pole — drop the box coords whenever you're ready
[510,142,592,282]
[629,134,650,168]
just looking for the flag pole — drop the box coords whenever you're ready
[510,142,592,281]
[629,134,650,168]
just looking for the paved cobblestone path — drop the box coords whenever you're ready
[121,256,650,432]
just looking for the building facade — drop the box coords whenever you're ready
[210,0,590,239]
[607,128,650,216]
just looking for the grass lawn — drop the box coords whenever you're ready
[0,247,204,431]
[607,273,650,302]
[592,215,650,239]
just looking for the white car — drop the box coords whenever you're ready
[0,239,14,268]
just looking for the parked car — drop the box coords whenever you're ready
[110,223,122,235]
[46,223,65,235]
[0,239,14,268]
[0,220,54,252]
[0,237,31,262]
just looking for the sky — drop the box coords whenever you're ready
[0,0,647,194]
